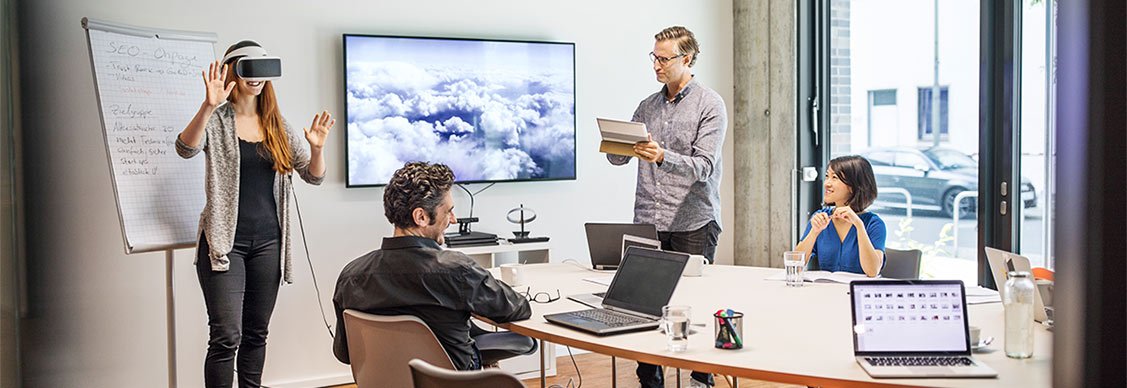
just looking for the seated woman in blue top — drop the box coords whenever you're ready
[794,155,886,277]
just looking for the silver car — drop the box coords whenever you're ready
[861,147,1037,217]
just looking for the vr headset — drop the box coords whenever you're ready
[221,45,281,82]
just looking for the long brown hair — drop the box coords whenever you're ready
[224,42,293,173]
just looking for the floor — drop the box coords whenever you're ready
[331,352,800,388]
[522,352,800,388]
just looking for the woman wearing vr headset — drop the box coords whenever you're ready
[175,40,332,387]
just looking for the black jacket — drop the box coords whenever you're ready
[332,236,531,370]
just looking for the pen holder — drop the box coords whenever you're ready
[714,311,744,349]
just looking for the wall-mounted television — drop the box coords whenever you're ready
[343,34,576,187]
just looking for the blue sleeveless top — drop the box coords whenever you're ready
[800,209,887,274]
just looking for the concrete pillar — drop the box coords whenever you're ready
[733,0,796,267]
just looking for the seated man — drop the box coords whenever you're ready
[332,161,533,370]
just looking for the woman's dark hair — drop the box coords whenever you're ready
[827,155,879,212]
[384,162,455,229]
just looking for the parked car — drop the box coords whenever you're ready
[860,147,1037,218]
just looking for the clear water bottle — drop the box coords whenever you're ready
[1003,271,1036,358]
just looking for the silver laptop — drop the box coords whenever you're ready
[545,247,687,335]
[984,247,1050,322]
[584,223,659,270]
[850,280,997,378]
[568,235,663,308]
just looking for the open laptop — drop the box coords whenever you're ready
[546,247,688,335]
[984,247,1049,323]
[568,235,663,308]
[584,223,659,270]
[850,280,998,378]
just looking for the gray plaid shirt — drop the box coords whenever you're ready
[608,78,728,232]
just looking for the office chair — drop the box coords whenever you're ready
[881,248,923,279]
[342,310,455,388]
[342,310,538,388]
[409,358,524,388]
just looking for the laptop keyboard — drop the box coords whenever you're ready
[572,309,649,327]
[865,356,974,367]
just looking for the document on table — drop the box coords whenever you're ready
[582,275,615,286]
[766,270,878,283]
[964,286,1002,305]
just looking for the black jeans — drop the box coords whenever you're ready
[637,221,720,387]
[197,235,281,388]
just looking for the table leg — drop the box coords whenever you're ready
[539,339,546,388]
[611,356,617,388]
[676,368,682,388]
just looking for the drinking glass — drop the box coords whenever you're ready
[662,305,692,352]
[784,251,807,287]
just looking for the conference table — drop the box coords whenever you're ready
[488,263,1052,388]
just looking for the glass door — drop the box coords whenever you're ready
[1017,0,1056,270]
[800,0,984,283]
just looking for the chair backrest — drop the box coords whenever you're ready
[409,359,523,388]
[342,310,455,388]
[881,248,923,279]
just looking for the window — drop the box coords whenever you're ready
[917,86,950,139]
[871,89,897,106]
[803,0,982,284]
[800,0,1056,285]
[1018,0,1056,269]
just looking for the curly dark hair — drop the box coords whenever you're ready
[383,162,456,229]
[827,155,879,213]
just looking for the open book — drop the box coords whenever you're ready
[766,270,878,283]
[596,118,649,157]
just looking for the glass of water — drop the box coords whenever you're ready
[662,305,692,352]
[784,251,807,287]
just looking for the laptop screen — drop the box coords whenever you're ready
[584,223,658,268]
[601,247,687,318]
[851,281,970,354]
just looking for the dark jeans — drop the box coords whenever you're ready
[638,221,720,387]
[197,235,281,388]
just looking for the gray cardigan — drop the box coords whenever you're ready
[175,103,323,284]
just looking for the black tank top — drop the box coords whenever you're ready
[235,139,280,239]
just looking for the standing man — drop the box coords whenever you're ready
[607,26,727,388]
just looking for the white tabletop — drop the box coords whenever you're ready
[491,263,1052,388]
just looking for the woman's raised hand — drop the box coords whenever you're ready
[809,212,831,233]
[833,206,864,228]
[304,111,335,150]
[202,60,235,108]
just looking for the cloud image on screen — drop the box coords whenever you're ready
[344,35,576,186]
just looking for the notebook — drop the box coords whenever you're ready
[766,270,875,283]
[584,223,659,270]
[984,247,1049,322]
[546,247,687,335]
[596,118,649,157]
[851,280,998,378]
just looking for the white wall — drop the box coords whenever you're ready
[17,1,734,386]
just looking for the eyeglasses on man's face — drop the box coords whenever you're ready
[649,52,685,65]
[520,287,561,304]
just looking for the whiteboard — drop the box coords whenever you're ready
[82,18,216,253]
